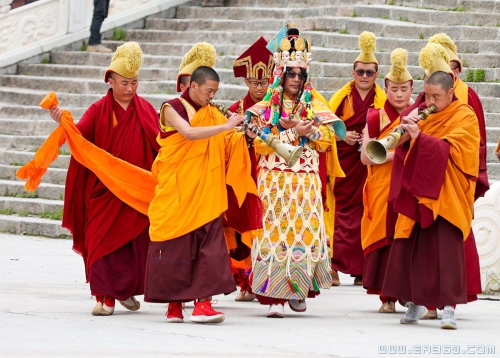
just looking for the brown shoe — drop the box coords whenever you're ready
[118,296,140,311]
[331,269,340,286]
[92,302,114,316]
[235,291,256,302]
[379,301,396,313]
[421,309,438,320]
[87,44,112,53]
[353,276,363,285]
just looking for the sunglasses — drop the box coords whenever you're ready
[355,69,376,77]
[286,72,305,81]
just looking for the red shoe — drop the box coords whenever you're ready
[189,299,225,323]
[166,302,184,323]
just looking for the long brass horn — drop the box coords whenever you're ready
[209,100,304,168]
[365,104,437,164]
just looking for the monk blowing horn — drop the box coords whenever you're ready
[366,104,438,164]
[208,99,304,168]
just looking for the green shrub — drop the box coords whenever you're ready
[111,28,126,41]
[473,69,485,82]
[465,69,474,82]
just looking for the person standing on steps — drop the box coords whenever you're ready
[87,0,112,53]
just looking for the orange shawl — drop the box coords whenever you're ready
[394,100,479,240]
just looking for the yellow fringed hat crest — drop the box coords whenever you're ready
[354,31,378,64]
[104,42,142,83]
[385,48,413,84]
[428,33,461,71]
[419,43,453,78]
[177,42,216,92]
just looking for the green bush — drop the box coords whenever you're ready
[111,28,126,41]
[465,69,474,82]
[473,69,485,82]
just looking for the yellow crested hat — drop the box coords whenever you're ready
[419,43,453,78]
[385,48,413,84]
[428,33,461,71]
[177,42,216,92]
[104,42,142,83]
[354,31,378,64]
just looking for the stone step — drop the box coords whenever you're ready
[396,0,500,14]
[0,134,70,152]
[487,162,500,181]
[487,127,500,145]
[0,104,86,120]
[0,214,70,238]
[0,163,67,185]
[0,196,63,217]
[487,144,500,163]
[0,149,70,169]
[224,0,384,7]
[0,179,64,201]
[17,63,170,82]
[0,119,60,136]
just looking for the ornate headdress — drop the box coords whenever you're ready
[428,33,461,72]
[104,42,142,83]
[233,37,273,80]
[268,22,312,70]
[419,43,453,79]
[385,48,413,85]
[355,32,378,64]
[177,42,216,92]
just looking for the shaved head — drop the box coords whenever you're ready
[425,71,454,92]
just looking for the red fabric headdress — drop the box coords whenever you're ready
[233,37,273,80]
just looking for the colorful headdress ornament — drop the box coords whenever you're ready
[428,33,461,72]
[419,43,453,79]
[354,31,378,64]
[176,42,216,92]
[233,37,274,80]
[385,48,413,85]
[271,22,312,70]
[104,42,142,83]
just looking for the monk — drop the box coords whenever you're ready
[382,71,480,330]
[328,32,386,285]
[48,42,159,316]
[360,48,413,314]
[144,66,261,324]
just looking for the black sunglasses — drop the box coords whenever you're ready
[286,72,305,81]
[355,69,376,77]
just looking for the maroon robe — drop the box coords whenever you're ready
[229,92,257,115]
[382,115,469,306]
[62,89,160,299]
[331,85,375,276]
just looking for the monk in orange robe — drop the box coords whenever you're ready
[144,66,261,324]
[382,71,479,330]
[360,48,413,314]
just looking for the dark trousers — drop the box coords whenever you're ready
[89,0,110,45]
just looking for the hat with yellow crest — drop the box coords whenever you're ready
[177,42,216,92]
[385,48,413,84]
[427,33,461,72]
[104,42,142,83]
[355,31,378,64]
[419,42,454,78]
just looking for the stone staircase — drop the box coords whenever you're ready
[1,0,499,237]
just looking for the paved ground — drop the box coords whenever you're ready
[1,233,499,358]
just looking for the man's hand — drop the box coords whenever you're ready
[225,114,244,130]
[279,116,299,129]
[295,120,313,137]
[344,130,361,146]
[400,116,420,140]
[50,106,63,124]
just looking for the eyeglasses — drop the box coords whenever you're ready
[248,80,269,88]
[355,69,376,77]
[286,72,305,81]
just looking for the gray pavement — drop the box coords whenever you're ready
[1,233,499,358]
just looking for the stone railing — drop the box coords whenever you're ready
[472,181,500,293]
[0,0,190,68]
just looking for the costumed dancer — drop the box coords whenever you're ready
[246,23,346,318]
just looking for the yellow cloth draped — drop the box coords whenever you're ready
[394,100,479,241]
[16,92,156,215]
[454,78,469,104]
[361,110,400,250]
[328,80,386,113]
[148,105,258,242]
